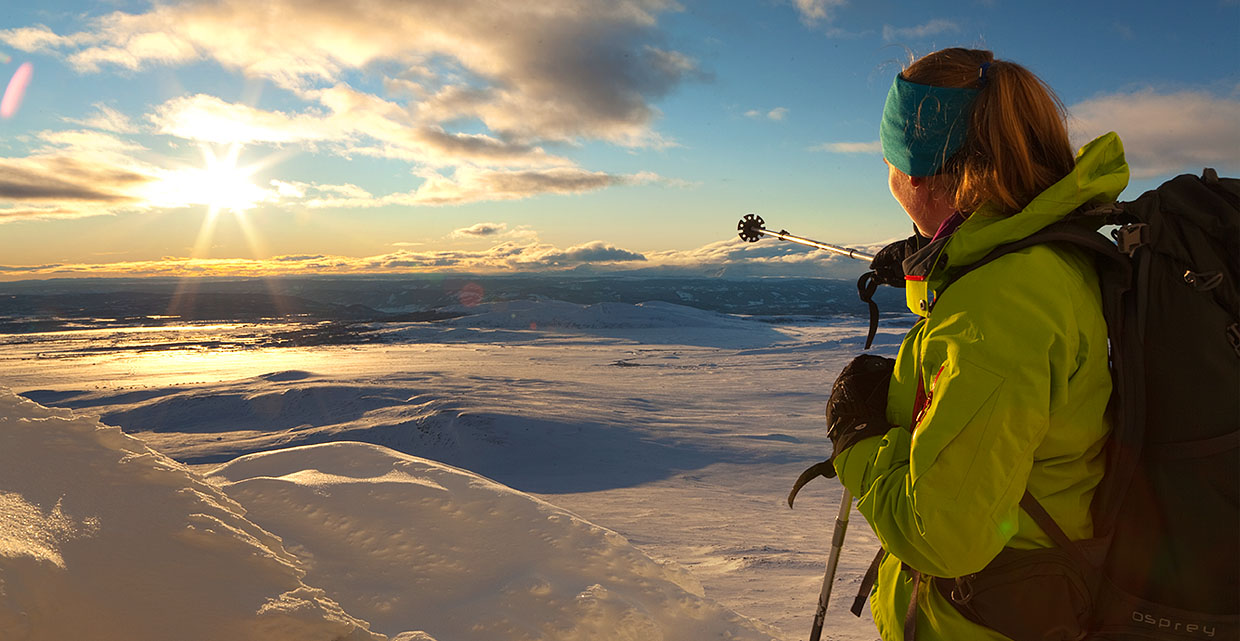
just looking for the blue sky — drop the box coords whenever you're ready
[1,0,1237,280]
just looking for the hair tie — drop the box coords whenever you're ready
[979,62,992,86]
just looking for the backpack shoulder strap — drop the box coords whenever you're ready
[940,214,1143,538]
[939,214,1129,291]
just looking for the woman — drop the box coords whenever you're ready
[825,48,1128,640]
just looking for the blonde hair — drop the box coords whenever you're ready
[904,48,1075,215]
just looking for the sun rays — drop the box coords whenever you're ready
[154,141,296,319]
[134,141,275,261]
[190,144,274,263]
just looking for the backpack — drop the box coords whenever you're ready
[887,168,1240,640]
[1063,168,1238,640]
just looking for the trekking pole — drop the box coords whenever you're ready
[739,211,868,638]
[809,488,852,641]
[737,213,875,262]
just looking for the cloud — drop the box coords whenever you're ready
[792,0,849,26]
[882,19,961,42]
[0,238,647,279]
[150,94,342,145]
[645,235,887,278]
[0,140,651,221]
[0,206,106,222]
[67,103,142,134]
[270,180,371,202]
[0,155,150,203]
[809,140,882,154]
[0,91,658,221]
[264,167,660,210]
[150,88,576,169]
[0,25,76,51]
[400,167,660,207]
[746,107,789,121]
[14,0,698,147]
[453,222,508,238]
[411,126,566,167]
[526,241,647,265]
[0,131,281,220]
[3,2,703,213]
[35,128,145,156]
[0,263,64,272]
[1069,89,1240,178]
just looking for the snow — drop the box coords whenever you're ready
[0,390,381,641]
[0,298,906,640]
[443,299,759,330]
[211,443,782,640]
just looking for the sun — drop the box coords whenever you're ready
[195,148,266,213]
[188,143,266,214]
[145,143,267,215]
[136,142,278,260]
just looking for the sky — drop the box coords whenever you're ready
[0,0,1237,281]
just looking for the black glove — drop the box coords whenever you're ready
[867,234,926,288]
[826,354,895,455]
[786,354,896,508]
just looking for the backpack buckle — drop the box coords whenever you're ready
[1112,223,1149,255]
[1075,202,1126,227]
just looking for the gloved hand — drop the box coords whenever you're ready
[787,354,897,507]
[826,354,896,456]
[867,234,926,288]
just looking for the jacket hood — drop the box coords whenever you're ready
[945,132,1130,267]
[901,132,1130,317]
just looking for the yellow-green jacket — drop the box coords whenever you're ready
[834,133,1130,640]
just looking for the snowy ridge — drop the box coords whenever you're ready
[0,387,780,641]
[0,388,381,641]
[211,442,782,640]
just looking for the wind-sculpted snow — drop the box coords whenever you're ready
[0,387,781,640]
[210,442,782,641]
[0,388,384,641]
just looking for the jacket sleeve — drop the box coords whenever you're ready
[834,248,1083,577]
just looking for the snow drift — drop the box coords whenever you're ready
[210,442,782,640]
[0,388,381,641]
[0,387,779,640]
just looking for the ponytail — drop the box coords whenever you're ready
[903,48,1075,216]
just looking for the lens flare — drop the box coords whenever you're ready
[1,62,32,119]
[459,282,484,307]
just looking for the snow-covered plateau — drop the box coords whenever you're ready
[0,296,906,640]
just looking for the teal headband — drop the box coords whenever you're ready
[880,74,979,177]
